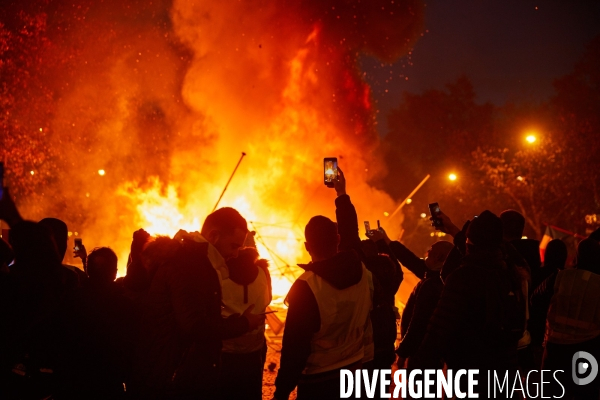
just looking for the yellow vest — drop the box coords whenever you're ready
[221,267,271,353]
[546,269,600,345]
[298,264,373,375]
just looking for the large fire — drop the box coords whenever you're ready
[118,176,303,303]
[5,0,424,302]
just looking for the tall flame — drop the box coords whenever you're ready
[13,0,424,302]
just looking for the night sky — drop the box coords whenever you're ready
[363,0,600,135]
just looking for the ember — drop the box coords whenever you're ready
[2,0,423,301]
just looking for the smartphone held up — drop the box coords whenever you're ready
[364,220,383,238]
[74,238,83,252]
[428,202,443,228]
[324,158,338,188]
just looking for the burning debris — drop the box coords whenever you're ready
[1,0,424,298]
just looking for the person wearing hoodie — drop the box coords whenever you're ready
[38,217,88,286]
[414,210,526,395]
[332,167,401,380]
[273,215,373,400]
[218,247,272,400]
[500,210,542,290]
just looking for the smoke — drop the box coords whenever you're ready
[6,0,424,274]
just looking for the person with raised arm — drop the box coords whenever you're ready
[274,176,373,399]
[332,167,401,391]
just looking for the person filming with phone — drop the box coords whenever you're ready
[274,160,373,400]
[332,166,402,388]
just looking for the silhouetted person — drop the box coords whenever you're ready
[3,220,74,398]
[500,210,541,288]
[218,247,271,400]
[332,167,401,383]
[274,215,372,400]
[415,210,526,396]
[0,237,14,392]
[530,239,568,353]
[0,236,12,273]
[387,209,469,368]
[396,241,454,368]
[57,247,138,399]
[543,238,600,399]
[130,207,263,399]
[120,228,152,294]
[39,217,88,285]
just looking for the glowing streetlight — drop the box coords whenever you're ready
[98,169,106,176]
[406,198,412,204]
[448,173,457,181]
[526,135,536,144]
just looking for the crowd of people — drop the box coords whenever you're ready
[0,166,599,399]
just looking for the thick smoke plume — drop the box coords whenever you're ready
[2,0,424,287]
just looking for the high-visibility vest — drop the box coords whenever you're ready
[546,269,600,345]
[221,267,271,353]
[298,264,373,375]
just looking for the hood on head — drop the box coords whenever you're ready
[466,210,503,249]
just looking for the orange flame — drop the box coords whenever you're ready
[23,0,424,304]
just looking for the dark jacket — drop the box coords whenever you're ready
[387,241,427,280]
[530,269,559,346]
[3,221,78,383]
[56,280,139,399]
[416,250,522,371]
[131,238,248,398]
[397,270,443,360]
[274,250,364,400]
[511,238,542,290]
[394,227,468,341]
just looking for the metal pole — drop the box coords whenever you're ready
[212,152,246,212]
[388,174,430,219]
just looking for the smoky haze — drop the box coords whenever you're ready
[2,0,424,277]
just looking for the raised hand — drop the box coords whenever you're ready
[130,228,151,262]
[334,166,346,197]
[368,228,385,242]
[73,243,88,271]
[430,211,460,237]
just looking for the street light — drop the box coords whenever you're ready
[526,135,536,144]
[448,173,457,181]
